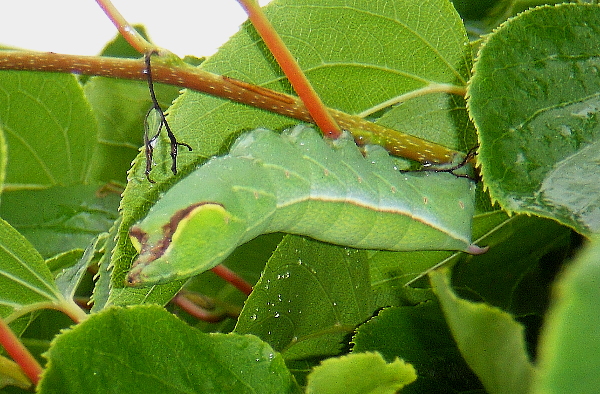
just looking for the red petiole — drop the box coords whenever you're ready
[236,0,342,138]
[0,318,42,386]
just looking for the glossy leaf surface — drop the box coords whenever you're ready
[38,306,299,394]
[469,4,600,234]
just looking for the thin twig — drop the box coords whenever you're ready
[210,264,253,296]
[95,0,157,53]
[236,0,342,138]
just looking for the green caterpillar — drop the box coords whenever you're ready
[127,125,485,286]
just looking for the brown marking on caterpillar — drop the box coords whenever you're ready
[132,202,225,266]
[163,202,224,239]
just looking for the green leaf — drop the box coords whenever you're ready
[99,25,152,59]
[430,267,535,394]
[352,305,484,393]
[0,71,97,188]
[90,217,120,313]
[0,184,120,258]
[0,355,31,390]
[234,235,373,360]
[38,305,299,394]
[468,4,600,235]
[54,234,105,301]
[0,218,62,322]
[531,237,600,394]
[183,233,284,332]
[305,351,417,394]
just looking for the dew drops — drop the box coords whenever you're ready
[276,271,290,280]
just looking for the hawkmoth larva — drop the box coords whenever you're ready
[127,125,486,286]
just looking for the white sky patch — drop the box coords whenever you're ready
[0,0,272,57]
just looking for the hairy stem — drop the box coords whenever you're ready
[0,51,458,163]
[236,0,342,138]
[0,317,42,386]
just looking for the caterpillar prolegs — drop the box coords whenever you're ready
[127,125,485,286]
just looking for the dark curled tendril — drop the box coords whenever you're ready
[144,51,192,183]
[400,145,480,182]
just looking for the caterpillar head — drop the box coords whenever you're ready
[126,202,244,286]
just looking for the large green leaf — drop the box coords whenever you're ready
[0,71,97,188]
[234,235,373,360]
[468,4,600,235]
[109,0,474,306]
[532,237,600,394]
[38,305,300,394]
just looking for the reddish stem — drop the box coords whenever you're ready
[237,0,342,138]
[172,293,228,323]
[0,318,42,386]
[95,0,156,53]
[210,264,253,296]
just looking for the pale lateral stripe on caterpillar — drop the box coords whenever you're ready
[127,125,485,286]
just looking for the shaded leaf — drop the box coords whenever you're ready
[352,305,484,393]
[55,234,106,301]
[468,4,600,234]
[45,249,84,275]
[452,214,571,314]
[38,305,299,394]
[0,184,120,258]
[430,267,534,394]
[532,237,600,394]
[305,351,416,394]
